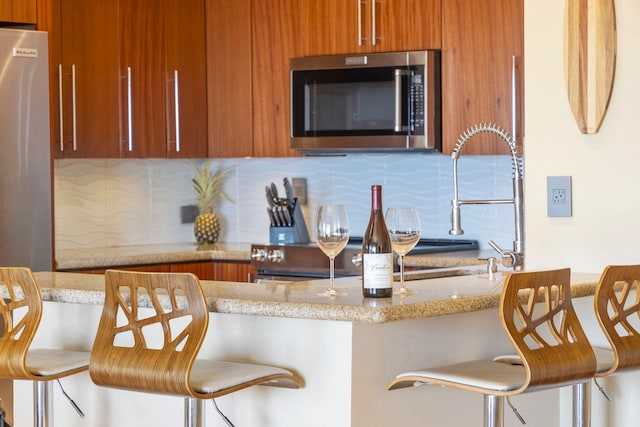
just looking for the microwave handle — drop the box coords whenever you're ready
[394,69,409,132]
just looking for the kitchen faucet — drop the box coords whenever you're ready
[449,122,524,270]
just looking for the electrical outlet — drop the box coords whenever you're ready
[292,177,307,205]
[181,205,199,224]
[547,176,572,217]
[551,188,565,204]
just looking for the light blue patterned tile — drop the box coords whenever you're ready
[54,152,520,251]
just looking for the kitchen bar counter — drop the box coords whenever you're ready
[14,269,606,427]
[32,269,599,323]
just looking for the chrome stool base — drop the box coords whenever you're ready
[185,398,205,427]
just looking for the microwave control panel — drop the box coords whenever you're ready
[410,73,425,134]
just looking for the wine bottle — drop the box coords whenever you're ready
[362,185,393,298]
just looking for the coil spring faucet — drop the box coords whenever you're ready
[449,122,524,270]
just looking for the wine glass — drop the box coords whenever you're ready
[385,207,421,295]
[315,204,350,297]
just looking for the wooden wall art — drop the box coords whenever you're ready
[564,0,617,134]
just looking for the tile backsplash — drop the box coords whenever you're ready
[54,154,517,251]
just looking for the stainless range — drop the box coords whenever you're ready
[250,238,479,283]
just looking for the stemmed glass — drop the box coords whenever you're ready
[385,207,421,295]
[315,204,350,297]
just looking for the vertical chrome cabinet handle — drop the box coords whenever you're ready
[57,64,64,152]
[371,0,377,46]
[357,0,363,46]
[174,70,180,152]
[71,64,77,151]
[127,67,133,152]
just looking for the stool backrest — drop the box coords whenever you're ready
[90,269,209,397]
[500,268,596,390]
[594,264,640,375]
[0,267,42,380]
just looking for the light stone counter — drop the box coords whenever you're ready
[55,242,252,270]
[55,242,491,271]
[404,249,498,267]
[33,268,600,324]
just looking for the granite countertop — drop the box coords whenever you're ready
[403,249,499,268]
[56,242,491,271]
[32,269,600,324]
[55,242,253,270]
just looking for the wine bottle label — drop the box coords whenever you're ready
[362,253,393,290]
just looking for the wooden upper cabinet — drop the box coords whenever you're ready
[303,0,441,56]
[441,0,524,155]
[206,0,253,158]
[164,0,208,158]
[46,0,207,159]
[120,0,207,158]
[119,0,166,158]
[252,0,302,157]
[53,0,120,158]
[0,0,36,23]
[206,0,300,158]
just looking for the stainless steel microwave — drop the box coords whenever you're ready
[290,50,441,153]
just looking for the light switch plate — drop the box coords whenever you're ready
[547,176,572,217]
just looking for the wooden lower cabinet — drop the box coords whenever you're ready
[67,261,255,282]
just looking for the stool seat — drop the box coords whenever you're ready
[0,267,89,427]
[388,268,597,427]
[495,346,616,376]
[26,349,91,377]
[594,265,640,377]
[389,360,526,393]
[190,359,300,395]
[90,269,301,427]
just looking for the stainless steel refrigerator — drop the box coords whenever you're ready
[0,28,53,271]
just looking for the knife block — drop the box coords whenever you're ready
[269,200,310,245]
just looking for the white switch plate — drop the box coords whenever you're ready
[547,176,572,217]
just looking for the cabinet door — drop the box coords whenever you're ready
[55,0,120,158]
[119,0,166,158]
[303,0,362,55]
[165,0,208,158]
[170,261,255,282]
[0,0,36,23]
[374,0,441,52]
[441,0,523,155]
[303,0,441,56]
[206,0,253,158]
[252,0,302,157]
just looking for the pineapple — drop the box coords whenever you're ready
[189,160,233,244]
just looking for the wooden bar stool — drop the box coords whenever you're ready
[387,268,597,427]
[593,264,640,379]
[89,269,301,427]
[0,267,90,427]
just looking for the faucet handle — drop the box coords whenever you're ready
[488,240,523,270]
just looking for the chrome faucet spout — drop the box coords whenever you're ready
[449,122,524,270]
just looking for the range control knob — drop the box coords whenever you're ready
[267,249,284,263]
[250,248,267,262]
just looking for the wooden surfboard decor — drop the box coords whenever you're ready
[563,0,617,134]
